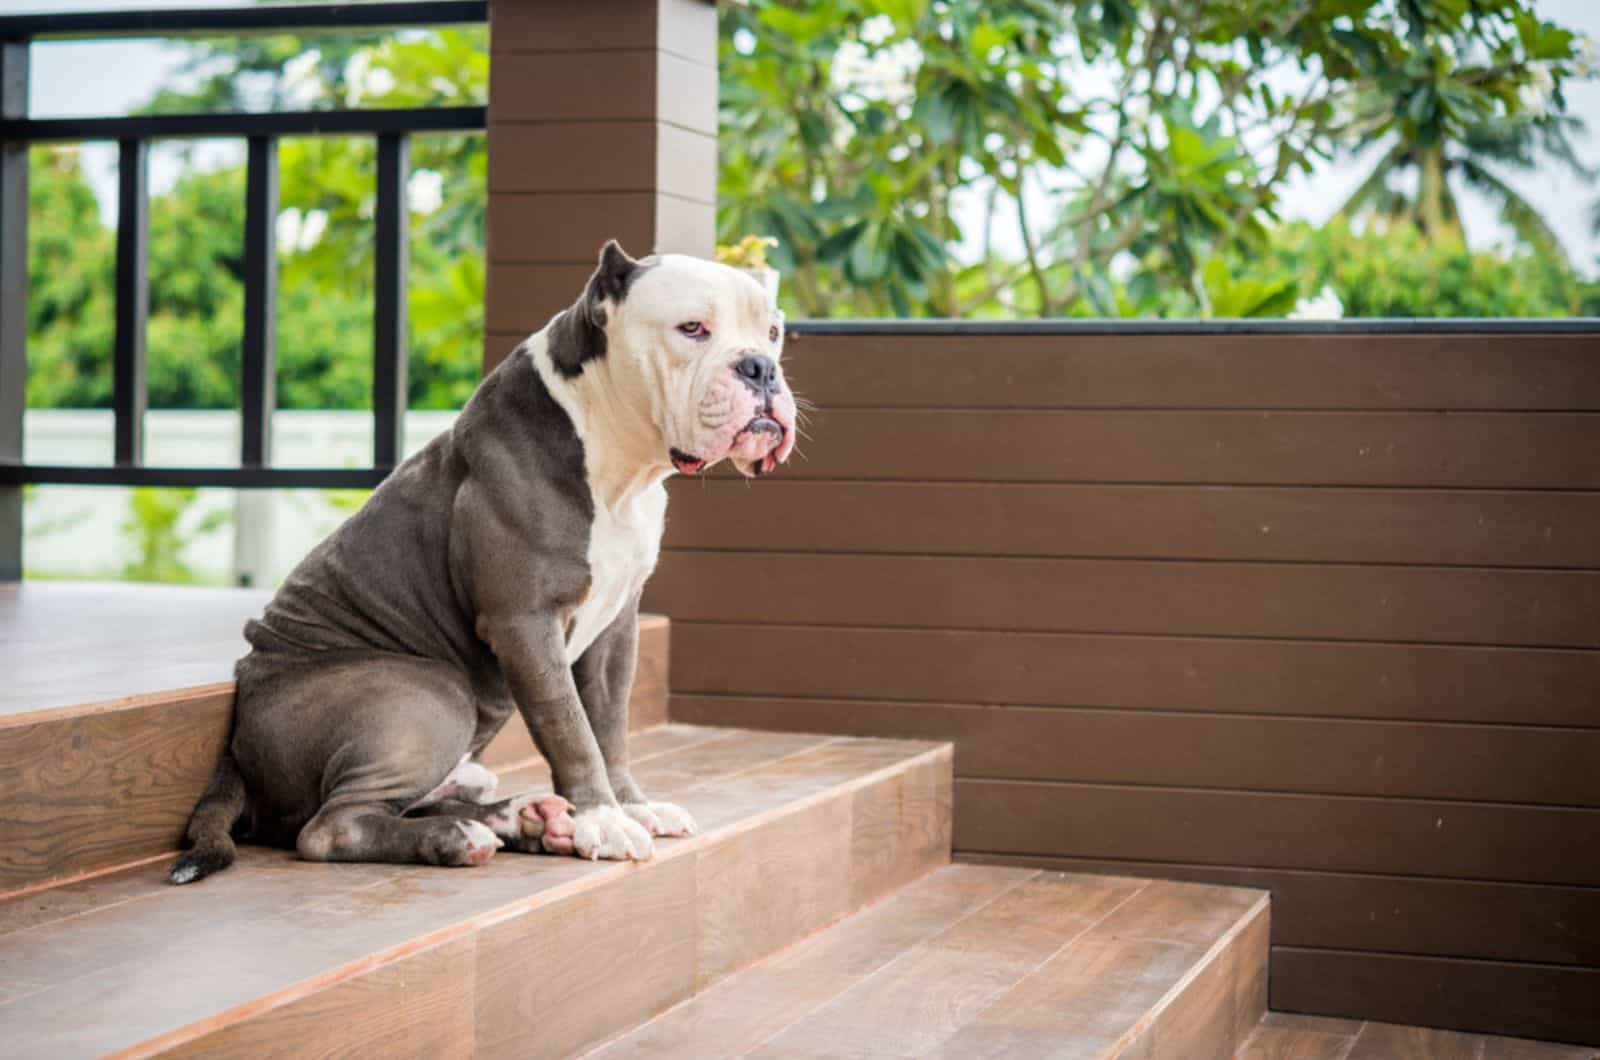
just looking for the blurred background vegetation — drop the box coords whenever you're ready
[24,0,1600,416]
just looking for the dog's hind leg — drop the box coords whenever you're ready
[241,654,504,869]
[298,801,503,867]
[407,793,576,855]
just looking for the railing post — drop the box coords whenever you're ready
[482,0,719,372]
[0,40,28,580]
[240,135,278,469]
[113,137,148,467]
[373,132,409,469]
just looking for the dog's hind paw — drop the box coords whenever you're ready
[422,819,503,867]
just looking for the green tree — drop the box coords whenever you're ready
[720,0,1592,318]
[25,147,116,408]
[1261,219,1586,317]
[1334,14,1592,261]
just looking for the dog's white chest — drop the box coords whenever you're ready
[565,485,665,664]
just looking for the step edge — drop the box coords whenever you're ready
[1107,890,1272,1059]
[0,680,236,731]
[1,621,666,731]
[114,740,954,1059]
[0,723,725,905]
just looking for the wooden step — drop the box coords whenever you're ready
[0,725,951,1059]
[1239,1012,1596,1059]
[588,865,1268,1059]
[0,582,668,895]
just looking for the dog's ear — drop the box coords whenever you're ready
[586,240,639,306]
[546,241,639,378]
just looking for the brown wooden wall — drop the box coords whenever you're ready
[641,323,1600,1046]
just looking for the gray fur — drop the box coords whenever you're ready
[170,333,649,880]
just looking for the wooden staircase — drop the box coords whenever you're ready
[1,582,1276,1059]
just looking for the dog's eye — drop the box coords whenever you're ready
[769,324,781,343]
[677,321,709,340]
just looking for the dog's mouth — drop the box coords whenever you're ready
[669,448,705,475]
[671,416,786,477]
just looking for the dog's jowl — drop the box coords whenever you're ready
[169,241,797,883]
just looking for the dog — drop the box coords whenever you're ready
[169,241,797,882]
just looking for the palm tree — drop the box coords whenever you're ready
[1335,38,1592,262]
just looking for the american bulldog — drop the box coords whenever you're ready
[170,241,797,883]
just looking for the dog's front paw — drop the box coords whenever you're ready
[571,804,654,862]
[621,801,697,839]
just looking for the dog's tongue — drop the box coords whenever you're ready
[669,448,704,475]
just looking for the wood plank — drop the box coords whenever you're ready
[662,482,1600,569]
[670,695,1600,808]
[955,854,1600,969]
[1239,1013,1364,1060]
[748,408,1600,487]
[648,553,1600,648]
[693,785,854,987]
[1347,1021,1501,1060]
[488,192,658,265]
[589,865,1035,1060]
[848,749,953,908]
[668,624,1600,728]
[474,853,698,1060]
[923,920,1202,1058]
[1140,902,1267,1060]
[489,49,656,123]
[489,0,661,54]
[484,261,594,332]
[489,0,718,66]
[0,688,231,894]
[0,581,264,720]
[487,123,658,195]
[750,873,1150,1059]
[954,780,1600,886]
[779,332,1600,410]
[1272,948,1600,1047]
[169,935,475,1060]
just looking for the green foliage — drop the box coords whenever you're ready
[25,149,115,407]
[26,28,488,412]
[118,487,230,584]
[1260,220,1588,317]
[721,0,1593,318]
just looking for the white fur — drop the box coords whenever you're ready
[532,334,669,664]
[456,819,503,854]
[525,252,794,662]
[571,804,654,861]
[622,800,697,838]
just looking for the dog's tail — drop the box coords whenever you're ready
[167,749,248,885]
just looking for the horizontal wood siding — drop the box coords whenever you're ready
[643,328,1600,1045]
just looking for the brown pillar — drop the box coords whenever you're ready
[483,0,718,372]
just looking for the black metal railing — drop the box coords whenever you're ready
[0,2,487,578]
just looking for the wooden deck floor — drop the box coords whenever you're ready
[0,581,267,721]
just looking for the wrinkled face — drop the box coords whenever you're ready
[607,254,797,477]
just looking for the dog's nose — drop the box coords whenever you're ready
[732,354,779,392]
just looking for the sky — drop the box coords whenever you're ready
[14,0,1600,274]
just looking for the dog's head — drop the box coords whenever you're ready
[546,240,797,478]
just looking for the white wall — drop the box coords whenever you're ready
[23,409,460,586]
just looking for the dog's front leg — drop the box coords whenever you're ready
[482,615,654,861]
[575,599,697,840]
